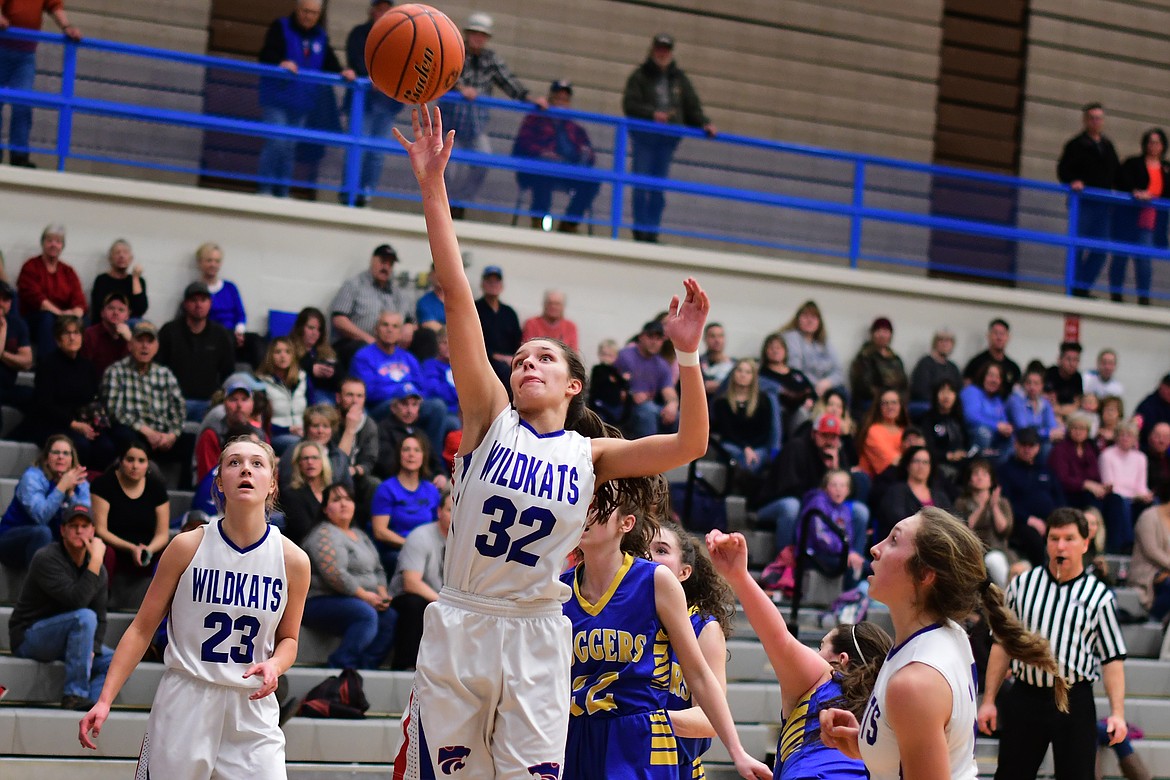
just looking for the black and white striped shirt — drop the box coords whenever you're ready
[1004,567,1127,687]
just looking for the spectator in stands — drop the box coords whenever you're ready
[1049,410,1106,512]
[1058,103,1122,298]
[848,316,907,418]
[100,321,187,479]
[374,385,446,483]
[446,12,545,219]
[587,339,630,427]
[1083,348,1124,400]
[953,458,1020,588]
[256,337,307,455]
[277,404,350,491]
[796,468,866,584]
[962,317,1020,400]
[0,434,89,568]
[1008,366,1062,462]
[8,504,110,711]
[370,433,440,577]
[0,280,32,407]
[996,427,1060,567]
[80,292,131,379]
[520,289,578,350]
[157,282,236,422]
[387,483,450,670]
[330,244,411,369]
[1044,341,1083,420]
[301,481,396,670]
[920,378,968,486]
[256,0,354,198]
[1096,395,1123,451]
[89,440,168,609]
[615,319,677,439]
[961,361,1012,458]
[476,265,522,384]
[876,445,951,543]
[758,331,814,438]
[779,300,845,398]
[1130,488,1170,623]
[288,306,338,405]
[699,322,733,397]
[195,376,263,482]
[90,239,147,319]
[908,327,960,415]
[1146,421,1170,500]
[0,0,80,168]
[281,439,331,547]
[1113,128,1169,306]
[17,224,86,357]
[1099,419,1152,554]
[415,267,444,332]
[30,314,115,469]
[865,425,930,511]
[856,388,908,477]
[513,80,598,233]
[622,33,715,243]
[194,242,263,367]
[343,0,403,207]
[419,328,457,418]
[1136,374,1170,450]
[756,413,868,556]
[711,359,775,474]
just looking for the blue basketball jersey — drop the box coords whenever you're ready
[667,606,715,780]
[562,555,672,718]
[776,677,869,779]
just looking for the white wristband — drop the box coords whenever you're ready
[676,349,699,367]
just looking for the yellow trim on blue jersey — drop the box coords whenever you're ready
[648,710,679,766]
[572,553,635,616]
[778,685,815,762]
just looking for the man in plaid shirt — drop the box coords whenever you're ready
[446,12,546,218]
[100,321,188,476]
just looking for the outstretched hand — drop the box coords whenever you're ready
[662,277,710,354]
[706,530,749,578]
[392,104,455,185]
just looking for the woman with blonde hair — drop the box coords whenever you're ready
[256,337,307,455]
[281,439,333,546]
[779,300,845,398]
[711,359,775,473]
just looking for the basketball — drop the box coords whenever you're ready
[365,4,465,104]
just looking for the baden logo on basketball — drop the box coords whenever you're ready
[438,744,472,774]
[402,47,435,104]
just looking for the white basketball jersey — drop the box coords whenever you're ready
[166,520,288,688]
[447,406,595,604]
[858,619,978,780]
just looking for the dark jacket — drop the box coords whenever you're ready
[375,416,445,479]
[622,59,709,129]
[1136,391,1170,450]
[1057,132,1121,190]
[849,342,907,410]
[711,394,774,452]
[1114,155,1170,245]
[997,457,1066,528]
[755,433,855,508]
[877,482,952,542]
[33,350,99,432]
[156,318,236,402]
[9,540,107,651]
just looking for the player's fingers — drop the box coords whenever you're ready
[411,107,420,136]
[432,104,443,137]
[391,126,410,150]
[667,294,680,318]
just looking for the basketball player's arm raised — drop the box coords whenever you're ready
[79,529,203,748]
[707,531,834,717]
[592,279,710,484]
[243,538,310,700]
[394,105,509,453]
[654,567,773,780]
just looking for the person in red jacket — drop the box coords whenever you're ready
[17,223,86,357]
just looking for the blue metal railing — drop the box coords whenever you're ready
[2,27,1170,300]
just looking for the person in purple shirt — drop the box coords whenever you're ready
[615,319,677,438]
[350,311,449,449]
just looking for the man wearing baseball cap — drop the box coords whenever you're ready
[0,279,32,408]
[476,266,522,383]
[80,291,132,378]
[512,79,600,233]
[330,243,413,370]
[755,412,869,562]
[622,33,716,242]
[194,373,266,481]
[446,12,547,219]
[157,281,236,422]
[614,320,678,438]
[8,504,113,711]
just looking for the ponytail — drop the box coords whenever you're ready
[982,581,1070,713]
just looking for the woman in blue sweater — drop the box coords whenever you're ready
[960,362,1012,458]
[0,435,91,568]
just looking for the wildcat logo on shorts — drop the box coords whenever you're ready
[526,762,561,779]
[438,745,472,774]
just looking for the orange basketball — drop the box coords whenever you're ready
[365,4,465,104]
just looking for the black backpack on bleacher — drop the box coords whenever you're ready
[297,668,370,719]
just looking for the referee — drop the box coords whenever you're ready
[977,507,1128,780]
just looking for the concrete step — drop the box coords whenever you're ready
[0,441,38,478]
[977,736,1170,779]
